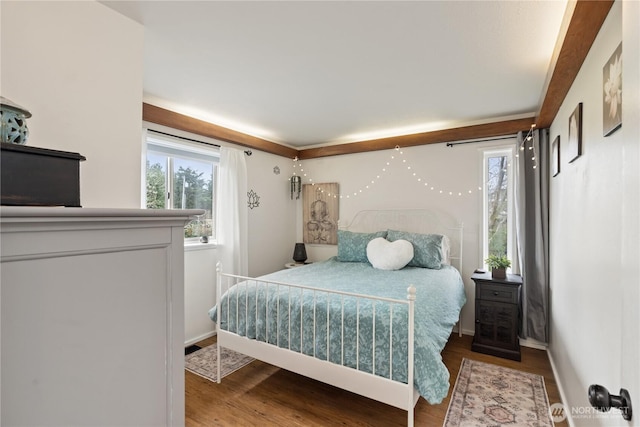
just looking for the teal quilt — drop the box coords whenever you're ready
[209,257,466,404]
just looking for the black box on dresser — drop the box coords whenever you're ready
[1,143,86,207]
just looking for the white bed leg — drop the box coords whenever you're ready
[216,262,222,384]
[458,222,464,339]
[407,286,416,427]
[216,339,222,384]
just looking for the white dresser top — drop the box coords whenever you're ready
[0,206,204,220]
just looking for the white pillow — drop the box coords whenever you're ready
[366,238,414,271]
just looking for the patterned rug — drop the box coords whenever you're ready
[444,358,553,427]
[185,344,255,382]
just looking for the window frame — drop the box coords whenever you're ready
[481,145,516,271]
[143,129,219,245]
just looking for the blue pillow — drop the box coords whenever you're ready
[337,230,388,263]
[386,230,445,269]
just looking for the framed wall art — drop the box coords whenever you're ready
[302,182,339,245]
[552,135,560,177]
[603,42,622,137]
[568,103,582,163]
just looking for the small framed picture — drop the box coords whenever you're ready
[568,103,582,163]
[552,136,560,177]
[603,42,622,137]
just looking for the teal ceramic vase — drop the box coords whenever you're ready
[1,97,32,145]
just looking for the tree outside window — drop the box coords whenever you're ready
[144,136,218,241]
[482,147,514,270]
[487,156,508,257]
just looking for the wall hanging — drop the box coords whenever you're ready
[552,136,560,177]
[303,183,339,245]
[568,103,583,163]
[247,189,260,209]
[290,175,301,199]
[603,42,622,137]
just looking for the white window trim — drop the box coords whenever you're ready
[480,145,516,270]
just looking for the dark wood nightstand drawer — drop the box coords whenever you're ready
[476,282,519,304]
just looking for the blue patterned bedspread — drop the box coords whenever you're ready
[209,257,466,404]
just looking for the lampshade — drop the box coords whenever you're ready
[292,243,307,263]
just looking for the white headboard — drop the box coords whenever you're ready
[341,209,464,272]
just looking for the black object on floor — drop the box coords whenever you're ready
[185,344,202,355]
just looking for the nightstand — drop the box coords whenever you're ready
[285,262,311,269]
[471,272,522,361]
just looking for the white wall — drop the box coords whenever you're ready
[245,149,298,277]
[294,138,516,335]
[548,1,639,425]
[1,1,144,208]
[184,245,217,346]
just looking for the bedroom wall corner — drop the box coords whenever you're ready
[0,1,144,208]
[246,150,297,277]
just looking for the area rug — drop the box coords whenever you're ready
[185,344,254,383]
[444,358,553,427]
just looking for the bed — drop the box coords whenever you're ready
[210,210,466,426]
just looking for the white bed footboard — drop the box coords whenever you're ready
[215,265,419,426]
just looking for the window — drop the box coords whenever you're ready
[482,147,515,269]
[144,131,219,242]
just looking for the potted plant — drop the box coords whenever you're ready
[485,254,511,279]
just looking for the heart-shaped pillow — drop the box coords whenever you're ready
[366,237,414,270]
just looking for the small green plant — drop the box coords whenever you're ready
[485,254,511,269]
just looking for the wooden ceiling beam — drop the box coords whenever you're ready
[536,0,614,128]
[298,117,536,160]
[142,103,298,159]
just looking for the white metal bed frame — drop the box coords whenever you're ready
[215,210,464,426]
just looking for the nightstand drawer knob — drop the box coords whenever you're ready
[493,291,499,296]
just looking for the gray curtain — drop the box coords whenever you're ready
[514,128,550,343]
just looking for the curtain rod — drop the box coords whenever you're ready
[147,129,252,156]
[446,134,516,147]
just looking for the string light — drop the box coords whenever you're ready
[515,123,538,169]
[290,146,484,200]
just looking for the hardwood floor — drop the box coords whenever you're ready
[186,334,567,426]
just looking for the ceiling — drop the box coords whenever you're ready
[102,1,568,149]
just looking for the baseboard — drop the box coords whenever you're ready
[519,337,548,350]
[184,330,216,347]
[460,328,547,350]
[546,349,574,427]
[460,329,548,351]
[460,327,475,336]
[453,325,476,337]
